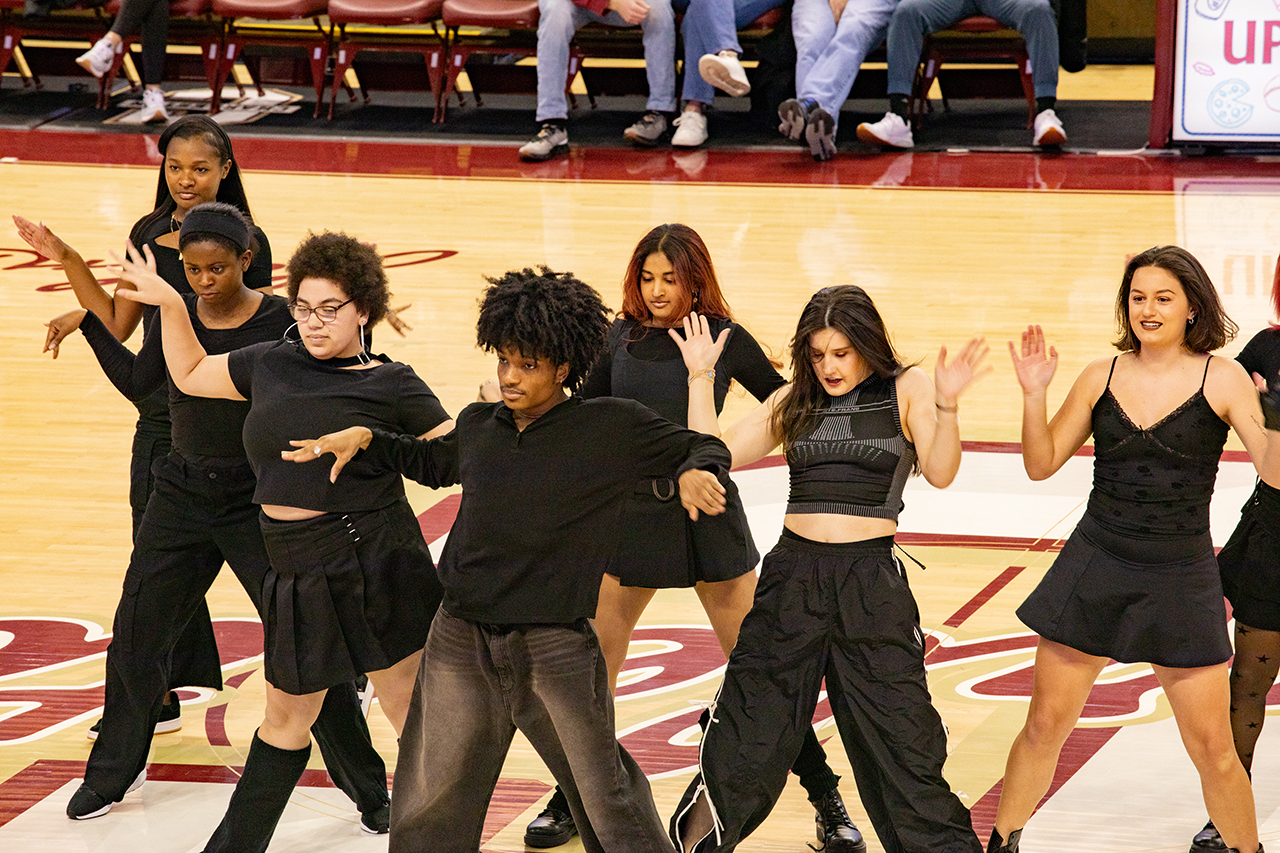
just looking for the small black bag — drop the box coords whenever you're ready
[1054,0,1087,73]
[749,4,798,131]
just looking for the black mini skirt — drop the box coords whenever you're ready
[259,498,443,695]
[1017,514,1231,668]
[1219,482,1280,632]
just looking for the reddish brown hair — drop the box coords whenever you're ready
[1272,252,1280,328]
[619,224,733,326]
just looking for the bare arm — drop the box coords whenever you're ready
[1209,358,1277,484]
[1009,325,1099,480]
[14,215,144,341]
[111,242,242,400]
[901,337,991,488]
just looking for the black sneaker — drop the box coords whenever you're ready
[804,106,837,162]
[524,806,578,848]
[811,788,866,853]
[88,691,181,740]
[360,801,390,834]
[778,97,819,141]
[623,111,669,147]
[66,769,145,820]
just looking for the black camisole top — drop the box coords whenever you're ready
[1086,356,1228,539]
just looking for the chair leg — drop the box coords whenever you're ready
[426,46,445,122]
[329,41,355,119]
[210,40,240,114]
[438,46,470,123]
[309,42,327,117]
[1016,47,1036,128]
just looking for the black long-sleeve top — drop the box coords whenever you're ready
[80,293,292,458]
[361,396,732,624]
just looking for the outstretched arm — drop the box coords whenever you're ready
[111,242,242,400]
[1009,325,1097,480]
[902,337,991,488]
[14,215,144,341]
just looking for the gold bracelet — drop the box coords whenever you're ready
[688,368,716,386]
[936,403,959,414]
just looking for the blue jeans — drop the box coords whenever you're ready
[793,0,899,126]
[674,0,787,104]
[536,0,677,120]
[886,0,1058,97]
[389,610,674,853]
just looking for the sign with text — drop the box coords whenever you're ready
[1173,0,1280,141]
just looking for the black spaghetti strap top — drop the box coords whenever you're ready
[1085,356,1228,539]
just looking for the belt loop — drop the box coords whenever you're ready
[652,477,676,501]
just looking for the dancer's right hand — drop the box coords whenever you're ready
[282,426,374,483]
[1008,324,1058,396]
[44,309,87,358]
[13,214,74,264]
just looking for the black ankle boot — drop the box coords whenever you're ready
[524,786,577,848]
[988,828,1022,853]
[203,731,311,853]
[810,788,867,853]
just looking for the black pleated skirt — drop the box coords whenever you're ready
[259,498,442,694]
[1219,482,1280,632]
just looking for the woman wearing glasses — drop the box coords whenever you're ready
[114,229,453,853]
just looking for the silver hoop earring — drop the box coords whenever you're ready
[1187,315,1197,326]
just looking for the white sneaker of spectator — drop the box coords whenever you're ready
[77,36,117,78]
[1033,108,1066,146]
[672,110,708,148]
[140,88,170,124]
[856,112,914,149]
[698,51,750,98]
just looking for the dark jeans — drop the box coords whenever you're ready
[109,0,168,84]
[85,452,388,813]
[390,610,674,853]
[676,532,980,853]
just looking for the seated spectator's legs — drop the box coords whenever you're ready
[984,0,1065,143]
[798,0,897,120]
[791,0,839,95]
[535,0,584,124]
[640,0,678,114]
[680,0,740,106]
[77,0,171,121]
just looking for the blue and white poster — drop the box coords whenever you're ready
[1173,0,1280,141]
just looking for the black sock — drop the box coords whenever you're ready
[889,93,910,119]
[1036,96,1056,113]
[547,785,570,813]
[541,119,567,131]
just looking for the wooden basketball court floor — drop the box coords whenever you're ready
[4,89,1280,853]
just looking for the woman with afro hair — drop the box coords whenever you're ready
[287,266,734,853]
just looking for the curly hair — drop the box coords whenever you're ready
[1113,245,1236,354]
[286,231,390,327]
[475,267,611,392]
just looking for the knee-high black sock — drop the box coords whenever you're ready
[203,731,310,853]
[792,727,840,801]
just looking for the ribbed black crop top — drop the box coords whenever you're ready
[1086,356,1228,539]
[785,373,916,521]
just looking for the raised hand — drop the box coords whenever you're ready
[384,303,413,337]
[109,242,178,307]
[1008,324,1058,396]
[934,336,991,404]
[13,215,74,264]
[669,313,730,375]
[281,426,374,483]
[43,309,88,358]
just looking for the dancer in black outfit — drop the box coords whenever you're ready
[115,229,453,852]
[287,267,732,853]
[990,246,1280,853]
[521,224,864,853]
[64,207,394,836]
[1191,263,1280,853]
[669,287,989,853]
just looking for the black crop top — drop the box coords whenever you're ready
[785,373,916,521]
[580,318,784,426]
[1086,356,1228,539]
[81,294,292,459]
[228,340,451,512]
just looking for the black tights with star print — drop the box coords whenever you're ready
[1229,621,1280,774]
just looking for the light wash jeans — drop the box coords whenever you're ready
[536,0,677,121]
[886,0,1058,98]
[793,0,898,126]
[673,0,787,104]
[388,609,675,853]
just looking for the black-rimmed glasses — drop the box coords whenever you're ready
[290,298,353,324]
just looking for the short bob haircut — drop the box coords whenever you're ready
[475,266,611,393]
[285,231,390,327]
[1113,245,1236,354]
[772,285,911,452]
[619,224,733,324]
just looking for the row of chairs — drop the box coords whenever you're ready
[0,0,1034,127]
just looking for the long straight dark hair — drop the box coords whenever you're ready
[772,285,909,451]
[128,116,253,248]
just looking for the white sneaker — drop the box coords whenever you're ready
[671,110,708,148]
[698,51,750,98]
[855,111,914,149]
[1033,108,1066,146]
[76,36,117,78]
[139,88,169,124]
[518,123,569,161]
